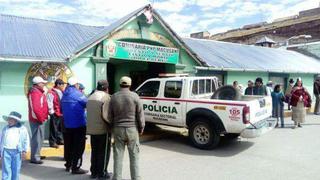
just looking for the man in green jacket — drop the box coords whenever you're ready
[86,80,112,179]
[108,76,145,180]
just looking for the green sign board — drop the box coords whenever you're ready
[103,40,179,64]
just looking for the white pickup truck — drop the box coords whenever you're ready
[135,76,276,149]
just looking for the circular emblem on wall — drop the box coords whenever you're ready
[24,62,73,95]
[106,40,117,56]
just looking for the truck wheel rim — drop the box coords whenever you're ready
[193,124,210,145]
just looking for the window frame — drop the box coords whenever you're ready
[135,80,160,97]
[164,80,183,98]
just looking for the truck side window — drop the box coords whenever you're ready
[192,80,198,95]
[136,81,160,97]
[164,81,182,98]
[199,80,205,94]
[206,79,211,93]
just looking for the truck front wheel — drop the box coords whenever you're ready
[189,119,220,150]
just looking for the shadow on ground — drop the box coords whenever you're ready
[20,162,92,180]
[143,125,254,157]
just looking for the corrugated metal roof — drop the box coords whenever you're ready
[0,14,104,62]
[182,37,320,73]
[0,5,151,62]
[289,42,320,60]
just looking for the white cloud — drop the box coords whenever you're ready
[75,0,150,19]
[194,0,231,10]
[197,18,221,29]
[260,0,320,22]
[209,26,233,35]
[0,0,46,2]
[161,13,197,37]
[153,0,190,13]
[0,1,75,19]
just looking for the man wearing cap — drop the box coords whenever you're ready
[87,80,112,179]
[47,79,66,148]
[108,76,145,180]
[28,76,49,164]
[61,77,88,174]
[245,80,254,95]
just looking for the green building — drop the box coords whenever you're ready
[1,4,320,126]
[0,5,203,124]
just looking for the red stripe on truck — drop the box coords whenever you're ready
[140,97,246,107]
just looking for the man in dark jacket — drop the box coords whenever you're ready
[108,76,145,180]
[245,80,254,95]
[253,77,268,96]
[28,76,49,164]
[61,77,88,174]
[86,80,112,179]
[314,76,320,115]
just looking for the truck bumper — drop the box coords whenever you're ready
[240,117,277,138]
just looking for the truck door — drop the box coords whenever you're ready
[136,80,160,123]
[160,80,186,126]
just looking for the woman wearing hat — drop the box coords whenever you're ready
[0,111,30,180]
[290,78,311,129]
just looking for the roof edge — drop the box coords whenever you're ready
[195,66,320,74]
[0,56,65,63]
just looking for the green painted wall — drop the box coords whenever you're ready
[226,71,269,86]
[0,62,30,123]
[108,15,199,76]
[68,49,95,96]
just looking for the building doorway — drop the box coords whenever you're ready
[107,59,171,93]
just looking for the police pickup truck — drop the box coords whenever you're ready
[135,76,276,149]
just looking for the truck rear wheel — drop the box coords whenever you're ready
[189,118,220,150]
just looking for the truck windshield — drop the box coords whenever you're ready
[136,81,160,97]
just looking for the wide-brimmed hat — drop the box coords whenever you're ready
[2,111,22,123]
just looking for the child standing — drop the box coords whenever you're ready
[271,85,285,128]
[0,111,30,180]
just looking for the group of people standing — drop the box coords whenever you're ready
[235,76,319,129]
[1,75,145,180]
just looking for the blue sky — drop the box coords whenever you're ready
[0,0,319,36]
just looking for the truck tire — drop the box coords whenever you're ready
[211,85,241,101]
[189,118,220,150]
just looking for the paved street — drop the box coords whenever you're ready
[2,114,320,180]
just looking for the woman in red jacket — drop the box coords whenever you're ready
[290,78,311,129]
